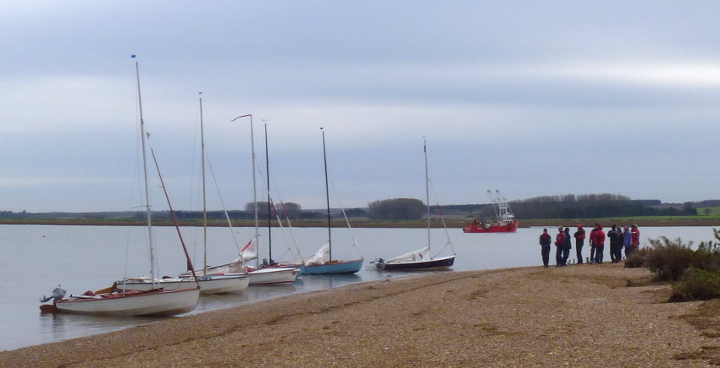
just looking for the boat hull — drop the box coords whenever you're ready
[463,221,519,233]
[54,288,200,317]
[195,274,250,294]
[301,259,363,275]
[116,274,249,295]
[377,255,455,271]
[249,267,300,285]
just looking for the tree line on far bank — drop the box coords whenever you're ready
[0,194,710,222]
[508,194,698,219]
[367,194,702,221]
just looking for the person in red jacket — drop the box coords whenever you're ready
[588,223,598,263]
[554,225,566,267]
[631,224,640,251]
[592,224,606,264]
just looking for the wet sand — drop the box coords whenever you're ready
[2,264,719,367]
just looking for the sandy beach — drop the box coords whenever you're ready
[3,263,720,367]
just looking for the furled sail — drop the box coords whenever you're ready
[387,247,429,264]
[240,236,258,262]
[304,243,330,266]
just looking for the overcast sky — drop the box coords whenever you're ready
[2,1,719,212]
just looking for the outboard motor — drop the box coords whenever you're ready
[40,285,66,303]
[374,258,386,271]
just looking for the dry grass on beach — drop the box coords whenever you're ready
[4,264,720,367]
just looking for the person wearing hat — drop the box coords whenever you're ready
[574,225,586,264]
[539,228,552,268]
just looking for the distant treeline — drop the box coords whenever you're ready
[368,198,424,220]
[0,207,368,221]
[455,194,697,220]
[0,194,712,222]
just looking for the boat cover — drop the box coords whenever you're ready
[387,247,429,264]
[304,243,330,266]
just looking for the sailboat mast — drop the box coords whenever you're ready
[135,60,156,287]
[231,113,257,267]
[248,116,259,268]
[424,138,430,251]
[199,94,207,274]
[264,123,272,262]
[322,128,331,261]
[150,147,200,288]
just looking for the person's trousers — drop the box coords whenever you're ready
[541,245,551,267]
[576,240,584,263]
[595,246,604,264]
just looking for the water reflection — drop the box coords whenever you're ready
[39,309,166,341]
[190,292,251,314]
[189,284,302,315]
[295,274,364,291]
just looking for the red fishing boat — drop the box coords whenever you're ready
[463,190,519,233]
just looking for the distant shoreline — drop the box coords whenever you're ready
[1,218,719,228]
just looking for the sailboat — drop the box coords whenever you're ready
[253,123,307,270]
[122,95,250,295]
[301,128,363,275]
[184,95,250,293]
[372,138,455,271]
[40,59,200,316]
[233,114,299,285]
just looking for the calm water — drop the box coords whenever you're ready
[1,224,715,351]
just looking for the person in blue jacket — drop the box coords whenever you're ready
[623,226,633,259]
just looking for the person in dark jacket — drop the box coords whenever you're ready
[554,226,565,267]
[608,224,622,263]
[539,228,552,268]
[562,227,572,265]
[592,224,606,264]
[574,225,585,264]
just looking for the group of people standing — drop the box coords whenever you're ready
[538,223,640,268]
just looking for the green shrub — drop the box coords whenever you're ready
[645,237,695,282]
[624,247,650,268]
[670,268,720,302]
[632,230,720,302]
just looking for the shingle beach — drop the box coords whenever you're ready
[3,263,720,367]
